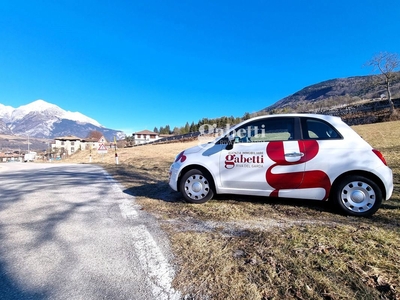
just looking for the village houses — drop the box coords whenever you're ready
[51,135,108,156]
[132,130,160,145]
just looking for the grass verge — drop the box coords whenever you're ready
[66,121,400,299]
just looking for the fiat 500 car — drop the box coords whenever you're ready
[169,114,393,217]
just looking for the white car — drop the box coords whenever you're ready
[169,114,393,217]
[169,114,393,216]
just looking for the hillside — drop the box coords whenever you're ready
[161,73,400,135]
[0,134,51,152]
[263,72,400,112]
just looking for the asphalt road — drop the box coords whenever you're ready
[0,163,180,300]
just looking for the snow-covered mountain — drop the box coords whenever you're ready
[0,99,125,140]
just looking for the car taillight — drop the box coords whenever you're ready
[372,149,387,166]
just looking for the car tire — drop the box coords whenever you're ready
[331,175,382,217]
[180,169,214,204]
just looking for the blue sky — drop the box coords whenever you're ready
[1,1,399,135]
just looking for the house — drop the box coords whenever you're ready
[52,135,81,156]
[133,130,160,145]
[0,152,23,163]
[51,135,108,156]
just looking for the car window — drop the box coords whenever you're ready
[301,118,342,140]
[234,117,295,143]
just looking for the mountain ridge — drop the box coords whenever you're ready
[0,99,124,141]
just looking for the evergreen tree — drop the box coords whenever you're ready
[189,121,197,132]
[165,125,171,134]
[184,122,190,134]
[242,112,251,120]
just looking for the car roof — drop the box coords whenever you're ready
[224,113,359,138]
[231,113,342,129]
[244,113,340,121]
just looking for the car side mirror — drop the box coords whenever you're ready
[217,133,235,150]
[225,134,235,150]
[225,142,234,150]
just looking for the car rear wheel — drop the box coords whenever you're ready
[180,169,214,204]
[331,175,382,217]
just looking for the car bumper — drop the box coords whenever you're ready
[168,163,180,191]
[383,167,394,200]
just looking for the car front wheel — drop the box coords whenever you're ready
[331,175,382,217]
[180,169,214,204]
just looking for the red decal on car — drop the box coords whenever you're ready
[175,151,187,163]
[266,141,331,199]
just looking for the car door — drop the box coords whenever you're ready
[293,117,343,200]
[219,117,307,195]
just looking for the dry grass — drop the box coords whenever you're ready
[61,121,400,300]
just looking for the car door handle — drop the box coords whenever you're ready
[284,152,304,157]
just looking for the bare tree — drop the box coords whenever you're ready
[366,52,399,114]
[86,130,104,140]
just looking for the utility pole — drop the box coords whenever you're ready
[114,136,119,165]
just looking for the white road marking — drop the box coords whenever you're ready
[104,171,180,299]
[131,225,180,300]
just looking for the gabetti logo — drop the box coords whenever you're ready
[198,123,267,138]
[197,123,230,145]
[197,123,268,147]
[225,152,264,169]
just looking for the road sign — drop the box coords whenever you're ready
[97,143,108,154]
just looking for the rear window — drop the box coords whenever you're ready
[301,118,342,140]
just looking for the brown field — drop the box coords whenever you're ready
[61,121,400,300]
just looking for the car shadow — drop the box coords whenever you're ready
[123,179,400,225]
[123,180,336,215]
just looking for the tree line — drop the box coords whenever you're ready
[153,113,252,135]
